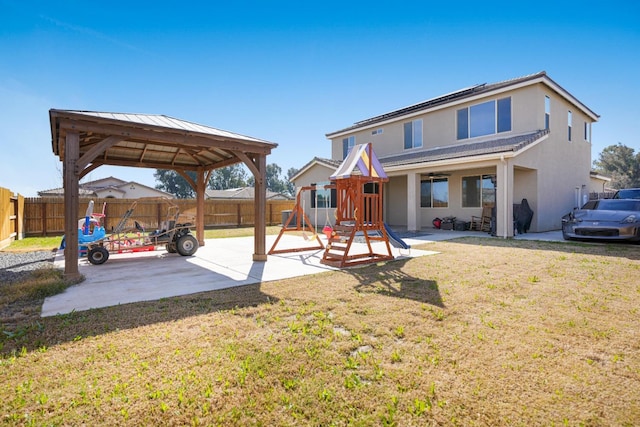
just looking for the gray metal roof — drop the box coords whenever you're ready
[50,109,278,173]
[379,129,550,168]
[68,111,270,144]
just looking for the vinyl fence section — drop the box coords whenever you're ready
[0,187,24,249]
[23,198,295,236]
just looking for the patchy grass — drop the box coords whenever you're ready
[1,268,79,350]
[1,227,282,253]
[1,236,62,252]
[204,226,283,239]
[1,237,639,425]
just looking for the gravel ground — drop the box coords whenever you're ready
[0,250,57,285]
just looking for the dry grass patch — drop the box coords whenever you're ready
[1,237,639,425]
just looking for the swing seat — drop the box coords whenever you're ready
[322,225,333,240]
[303,232,317,241]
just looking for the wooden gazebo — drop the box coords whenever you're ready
[50,109,277,280]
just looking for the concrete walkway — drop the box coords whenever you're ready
[41,229,564,317]
[42,233,439,316]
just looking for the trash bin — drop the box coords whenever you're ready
[281,210,297,228]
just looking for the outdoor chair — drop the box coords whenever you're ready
[470,206,492,232]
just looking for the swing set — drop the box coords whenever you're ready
[269,143,395,268]
[268,183,334,255]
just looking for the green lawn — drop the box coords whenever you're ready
[1,236,639,425]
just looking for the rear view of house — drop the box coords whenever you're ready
[294,71,599,237]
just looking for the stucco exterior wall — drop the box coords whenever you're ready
[512,88,593,231]
[385,176,407,226]
[329,83,557,161]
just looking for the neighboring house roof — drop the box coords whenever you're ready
[205,187,292,200]
[327,71,599,138]
[38,187,95,197]
[37,177,174,198]
[590,171,612,182]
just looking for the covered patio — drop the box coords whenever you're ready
[50,109,278,280]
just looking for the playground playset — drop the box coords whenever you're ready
[269,143,409,267]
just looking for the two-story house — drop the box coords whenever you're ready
[292,71,600,237]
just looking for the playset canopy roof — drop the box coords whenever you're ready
[330,143,387,181]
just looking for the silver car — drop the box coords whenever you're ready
[562,199,640,242]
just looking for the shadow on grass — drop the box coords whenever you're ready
[346,257,444,308]
[1,282,278,356]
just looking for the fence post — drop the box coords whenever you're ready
[41,201,47,236]
[157,201,162,228]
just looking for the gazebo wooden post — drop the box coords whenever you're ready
[195,168,206,246]
[63,131,81,280]
[253,153,267,261]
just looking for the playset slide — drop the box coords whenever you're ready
[383,223,411,250]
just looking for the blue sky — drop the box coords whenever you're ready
[1,0,638,196]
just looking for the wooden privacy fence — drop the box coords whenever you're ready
[0,187,24,249]
[23,198,296,236]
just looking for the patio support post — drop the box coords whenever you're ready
[63,131,81,280]
[406,172,420,232]
[496,156,514,238]
[253,153,267,261]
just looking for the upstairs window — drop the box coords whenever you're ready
[568,111,572,141]
[403,119,423,149]
[420,177,448,208]
[545,96,550,130]
[584,122,590,142]
[342,136,355,159]
[457,97,511,140]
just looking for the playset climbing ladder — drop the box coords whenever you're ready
[321,143,394,268]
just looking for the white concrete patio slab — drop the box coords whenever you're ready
[42,234,439,317]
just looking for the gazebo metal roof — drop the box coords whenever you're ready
[50,110,277,174]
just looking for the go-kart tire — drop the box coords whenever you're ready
[88,246,109,265]
[166,243,177,253]
[176,234,198,256]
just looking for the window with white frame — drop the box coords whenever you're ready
[457,97,511,140]
[584,122,590,142]
[420,176,448,208]
[403,119,423,149]
[545,96,550,130]
[342,136,355,159]
[311,186,337,208]
[568,111,572,141]
[462,175,496,208]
